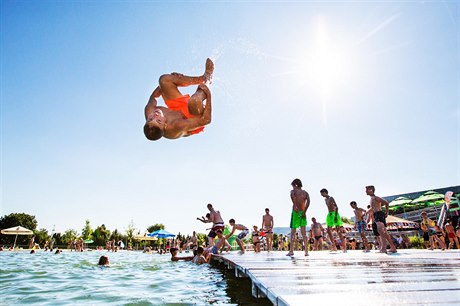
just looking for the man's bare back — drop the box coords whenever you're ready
[291,188,309,213]
[325,196,337,213]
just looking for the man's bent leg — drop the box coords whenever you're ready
[158,73,204,102]
[301,227,308,256]
[287,228,296,255]
[188,87,207,116]
[327,227,337,251]
[159,59,214,102]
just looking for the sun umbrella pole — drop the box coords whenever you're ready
[13,234,18,249]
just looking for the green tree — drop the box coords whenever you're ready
[147,223,165,233]
[61,229,78,245]
[341,216,354,224]
[125,220,136,248]
[0,213,38,245]
[93,224,110,246]
[110,229,123,242]
[82,220,93,241]
[34,228,51,246]
[196,233,207,246]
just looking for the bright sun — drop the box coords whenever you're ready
[303,17,355,100]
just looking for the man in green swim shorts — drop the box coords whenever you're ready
[287,178,310,256]
[320,188,346,252]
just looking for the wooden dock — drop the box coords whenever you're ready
[212,249,460,306]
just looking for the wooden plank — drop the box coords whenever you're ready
[212,249,460,306]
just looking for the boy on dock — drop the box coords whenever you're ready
[287,178,310,257]
[226,219,249,254]
[350,201,371,252]
[321,188,346,252]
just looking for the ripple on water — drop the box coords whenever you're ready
[0,251,239,305]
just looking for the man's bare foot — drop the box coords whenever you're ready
[204,58,214,84]
[286,251,294,256]
[305,252,309,256]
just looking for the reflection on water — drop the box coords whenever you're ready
[0,250,270,305]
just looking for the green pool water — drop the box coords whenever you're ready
[0,250,270,305]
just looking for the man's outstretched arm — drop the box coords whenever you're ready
[144,86,162,120]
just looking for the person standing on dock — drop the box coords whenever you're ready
[197,203,225,247]
[365,185,397,253]
[287,178,310,257]
[310,217,326,251]
[350,201,371,252]
[226,219,249,254]
[320,188,347,252]
[445,219,459,249]
[261,208,274,252]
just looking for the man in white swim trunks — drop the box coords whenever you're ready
[261,208,274,252]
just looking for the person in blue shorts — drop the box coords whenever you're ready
[350,201,370,252]
[226,219,249,254]
[321,188,346,252]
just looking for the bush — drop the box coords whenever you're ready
[409,236,424,249]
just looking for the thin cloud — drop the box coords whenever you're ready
[357,12,401,45]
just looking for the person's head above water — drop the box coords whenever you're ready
[98,255,110,266]
[144,109,166,141]
[170,247,179,256]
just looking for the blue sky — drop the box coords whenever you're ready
[1,1,459,236]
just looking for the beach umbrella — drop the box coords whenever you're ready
[411,191,444,204]
[385,215,419,230]
[0,226,33,249]
[389,196,413,207]
[134,235,158,241]
[147,229,175,239]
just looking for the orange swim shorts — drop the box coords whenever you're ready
[165,95,204,135]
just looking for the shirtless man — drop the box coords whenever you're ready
[350,201,370,252]
[445,219,459,249]
[170,247,194,262]
[197,203,224,247]
[310,217,326,251]
[227,219,249,254]
[365,185,397,253]
[261,208,274,252]
[189,231,198,250]
[204,229,228,256]
[287,178,310,256]
[144,58,214,140]
[320,188,346,252]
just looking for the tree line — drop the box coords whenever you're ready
[0,212,167,248]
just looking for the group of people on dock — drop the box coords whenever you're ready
[169,178,459,263]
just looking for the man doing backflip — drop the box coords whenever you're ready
[287,178,310,257]
[320,188,346,252]
[144,58,214,140]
